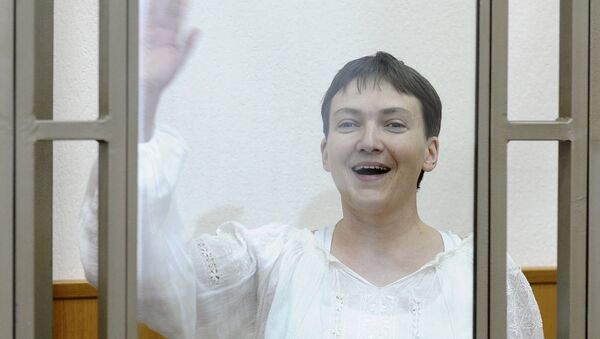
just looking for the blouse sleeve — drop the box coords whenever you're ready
[79,125,198,338]
[190,221,298,338]
[79,125,294,339]
[506,255,544,339]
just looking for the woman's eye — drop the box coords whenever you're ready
[386,122,406,130]
[338,121,358,129]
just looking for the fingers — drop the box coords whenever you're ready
[161,0,187,33]
[142,0,162,27]
[143,0,187,33]
[181,28,200,64]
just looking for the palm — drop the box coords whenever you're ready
[138,0,198,142]
[141,0,198,91]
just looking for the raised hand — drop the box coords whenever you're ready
[140,0,199,141]
[141,0,199,92]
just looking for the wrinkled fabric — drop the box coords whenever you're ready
[79,125,544,339]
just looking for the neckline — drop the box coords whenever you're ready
[320,223,455,253]
[314,224,462,289]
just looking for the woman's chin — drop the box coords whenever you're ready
[346,195,391,213]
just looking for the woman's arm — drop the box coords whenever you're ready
[80,126,197,338]
[506,255,544,339]
[139,0,199,142]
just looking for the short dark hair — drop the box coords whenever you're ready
[320,51,442,188]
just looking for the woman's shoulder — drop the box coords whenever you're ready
[437,230,474,263]
[194,221,315,258]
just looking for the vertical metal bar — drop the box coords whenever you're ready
[0,0,14,336]
[557,0,589,337]
[98,0,137,336]
[14,0,53,337]
[489,0,509,337]
[556,140,575,337]
[127,0,139,337]
[475,0,491,338]
[31,10,54,336]
[588,0,600,337]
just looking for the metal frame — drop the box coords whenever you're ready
[476,0,592,337]
[14,0,54,336]
[556,2,589,337]
[10,0,138,337]
[0,0,14,336]
[589,0,600,337]
[475,1,491,336]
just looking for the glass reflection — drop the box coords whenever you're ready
[135,1,479,337]
[74,0,540,338]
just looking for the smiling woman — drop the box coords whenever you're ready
[71,0,544,338]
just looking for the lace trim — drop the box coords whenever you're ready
[330,292,345,337]
[196,239,220,286]
[409,296,423,339]
[506,268,544,339]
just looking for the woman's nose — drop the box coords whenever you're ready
[356,125,383,153]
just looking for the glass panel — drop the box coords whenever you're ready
[52,140,99,337]
[137,0,477,337]
[507,140,557,339]
[507,0,560,121]
[53,0,99,121]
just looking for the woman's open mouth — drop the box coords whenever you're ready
[351,164,391,180]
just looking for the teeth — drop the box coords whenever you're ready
[355,165,388,170]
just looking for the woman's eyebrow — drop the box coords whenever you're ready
[332,107,413,116]
[380,107,413,116]
[332,107,361,116]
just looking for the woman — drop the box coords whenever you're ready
[80,0,543,338]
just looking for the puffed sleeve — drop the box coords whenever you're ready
[79,125,301,339]
[190,221,302,338]
[79,125,197,339]
[506,255,544,339]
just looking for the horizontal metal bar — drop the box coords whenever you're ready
[504,118,573,141]
[33,119,112,141]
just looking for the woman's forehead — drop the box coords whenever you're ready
[330,79,423,117]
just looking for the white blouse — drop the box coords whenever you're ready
[79,126,544,339]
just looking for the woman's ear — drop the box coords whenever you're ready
[321,138,330,172]
[422,137,439,172]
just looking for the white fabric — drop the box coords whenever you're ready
[79,125,544,339]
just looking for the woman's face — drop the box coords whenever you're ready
[320,79,439,214]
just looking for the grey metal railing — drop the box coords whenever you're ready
[7,0,139,337]
[0,0,15,337]
[476,0,596,338]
